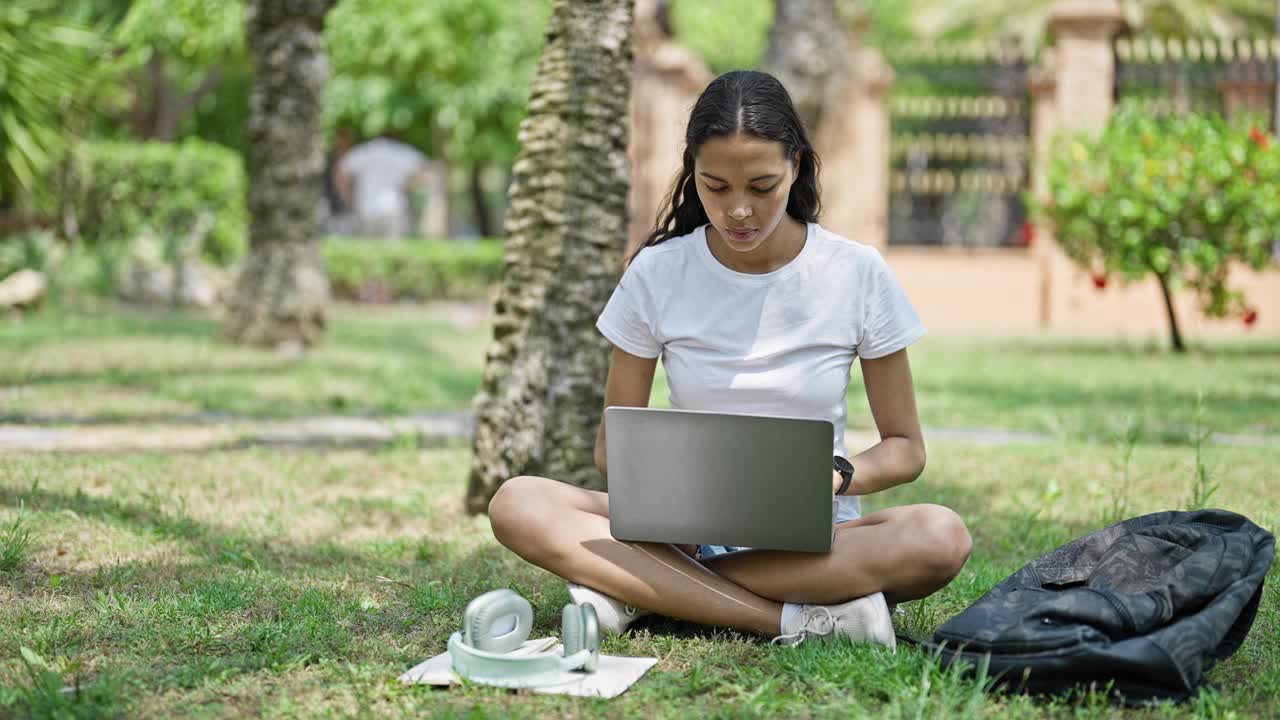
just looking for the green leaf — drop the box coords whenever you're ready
[19,646,51,671]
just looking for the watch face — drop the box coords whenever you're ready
[833,455,853,474]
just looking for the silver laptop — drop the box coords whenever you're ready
[605,406,835,553]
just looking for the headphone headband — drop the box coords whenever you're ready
[448,632,594,687]
[450,589,600,686]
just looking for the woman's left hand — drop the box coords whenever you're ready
[832,469,843,495]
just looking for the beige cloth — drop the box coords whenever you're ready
[398,638,658,699]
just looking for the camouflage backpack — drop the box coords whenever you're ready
[925,509,1275,704]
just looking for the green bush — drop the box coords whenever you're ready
[0,230,114,304]
[323,237,504,301]
[1032,109,1280,351]
[64,139,248,264]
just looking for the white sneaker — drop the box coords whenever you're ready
[566,582,652,636]
[774,592,896,652]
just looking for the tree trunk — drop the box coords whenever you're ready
[222,0,334,348]
[763,0,850,133]
[129,54,223,141]
[465,0,635,514]
[1156,271,1186,353]
[469,164,494,238]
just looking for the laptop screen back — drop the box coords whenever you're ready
[605,407,835,553]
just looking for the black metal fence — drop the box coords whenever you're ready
[1113,35,1277,128]
[885,42,1033,248]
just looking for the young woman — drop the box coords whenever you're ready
[488,70,971,648]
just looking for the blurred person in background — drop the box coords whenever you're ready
[335,135,430,239]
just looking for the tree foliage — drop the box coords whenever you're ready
[325,0,550,167]
[109,0,246,142]
[670,0,774,75]
[114,0,244,64]
[0,1,101,210]
[1033,109,1279,351]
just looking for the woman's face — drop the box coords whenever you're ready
[694,131,798,256]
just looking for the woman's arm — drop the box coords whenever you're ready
[839,348,926,496]
[594,346,659,479]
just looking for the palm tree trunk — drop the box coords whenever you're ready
[763,0,849,133]
[222,0,334,348]
[465,0,635,514]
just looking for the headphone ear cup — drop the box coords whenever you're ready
[562,603,600,672]
[561,603,583,656]
[579,603,599,672]
[463,589,533,653]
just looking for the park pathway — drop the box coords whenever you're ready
[0,412,1277,453]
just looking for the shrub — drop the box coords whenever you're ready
[1032,109,1280,351]
[0,230,112,304]
[63,139,248,265]
[323,237,504,301]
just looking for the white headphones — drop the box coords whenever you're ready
[448,589,600,687]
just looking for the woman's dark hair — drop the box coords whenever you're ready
[631,70,821,262]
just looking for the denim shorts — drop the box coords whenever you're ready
[694,497,862,560]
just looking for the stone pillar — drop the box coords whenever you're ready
[812,16,893,249]
[1028,53,1057,328]
[1036,0,1126,329]
[1048,0,1126,133]
[625,0,711,262]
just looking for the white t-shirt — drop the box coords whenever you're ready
[596,222,926,521]
[338,138,427,217]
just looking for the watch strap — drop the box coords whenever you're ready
[833,456,854,496]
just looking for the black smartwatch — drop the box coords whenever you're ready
[833,455,854,496]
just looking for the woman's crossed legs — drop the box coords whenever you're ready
[488,475,972,638]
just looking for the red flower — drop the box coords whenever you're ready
[1249,126,1270,150]
[1091,273,1108,290]
[1243,307,1259,327]
[1019,221,1035,247]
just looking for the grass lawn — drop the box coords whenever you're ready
[0,304,489,421]
[0,440,1276,718]
[2,303,1278,444]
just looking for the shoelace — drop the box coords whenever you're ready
[771,606,835,646]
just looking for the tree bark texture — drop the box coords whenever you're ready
[764,0,850,134]
[466,0,635,514]
[223,0,333,348]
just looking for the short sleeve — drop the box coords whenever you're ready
[596,266,662,358]
[856,252,926,359]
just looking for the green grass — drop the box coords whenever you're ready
[0,512,33,572]
[0,303,489,421]
[0,440,1276,718]
[890,337,1280,443]
[3,304,1277,445]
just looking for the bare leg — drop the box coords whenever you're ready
[489,476,782,636]
[700,504,972,606]
[488,476,972,635]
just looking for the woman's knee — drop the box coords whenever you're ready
[488,475,554,551]
[909,504,972,583]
